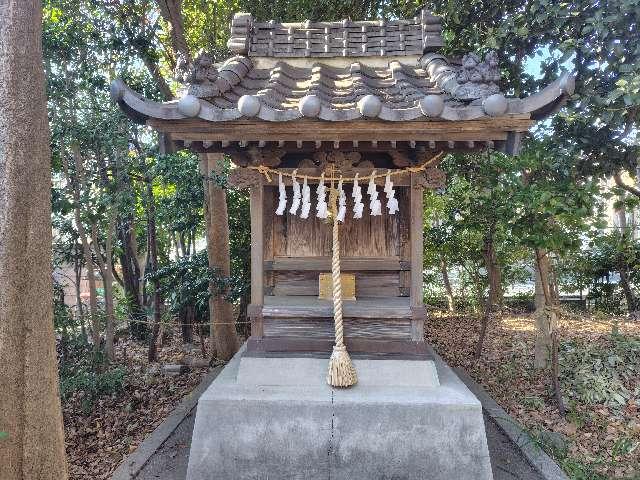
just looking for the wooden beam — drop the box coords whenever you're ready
[264,256,409,271]
[249,171,265,338]
[262,296,412,319]
[247,336,430,357]
[147,117,533,141]
[410,172,425,341]
[211,143,451,155]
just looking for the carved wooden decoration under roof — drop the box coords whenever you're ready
[231,148,285,167]
[414,168,446,189]
[312,151,361,174]
[227,168,264,189]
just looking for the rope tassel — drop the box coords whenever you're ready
[327,184,357,387]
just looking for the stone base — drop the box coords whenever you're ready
[186,345,493,480]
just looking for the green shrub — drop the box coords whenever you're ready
[60,366,126,412]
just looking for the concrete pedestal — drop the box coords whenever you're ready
[186,346,493,480]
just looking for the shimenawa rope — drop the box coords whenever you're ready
[250,152,444,183]
[326,174,357,387]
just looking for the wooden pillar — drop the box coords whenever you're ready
[249,183,264,338]
[410,173,426,342]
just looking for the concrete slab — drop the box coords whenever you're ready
[237,356,440,387]
[186,345,493,480]
[131,403,547,480]
[123,349,554,480]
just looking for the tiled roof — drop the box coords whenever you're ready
[110,10,574,126]
[112,51,574,124]
[197,56,439,112]
[227,10,443,58]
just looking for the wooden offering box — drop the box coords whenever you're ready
[318,273,356,301]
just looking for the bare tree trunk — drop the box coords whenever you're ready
[0,2,68,477]
[440,258,455,312]
[73,250,88,342]
[475,223,499,358]
[117,215,147,339]
[104,215,116,360]
[619,262,637,311]
[65,146,100,349]
[113,150,146,339]
[613,173,640,312]
[475,296,492,359]
[535,249,565,416]
[482,230,502,307]
[615,202,638,312]
[91,212,117,362]
[144,165,163,363]
[200,153,239,361]
[156,0,191,64]
[534,256,552,369]
[180,305,194,344]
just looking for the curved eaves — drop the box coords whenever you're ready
[507,73,575,120]
[111,74,574,124]
[110,79,183,124]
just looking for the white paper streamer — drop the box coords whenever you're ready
[352,173,364,219]
[384,170,399,215]
[387,196,399,214]
[368,170,382,216]
[316,173,328,219]
[367,170,377,196]
[275,172,287,215]
[384,170,394,196]
[289,170,301,215]
[300,176,311,219]
[371,198,382,216]
[336,177,347,223]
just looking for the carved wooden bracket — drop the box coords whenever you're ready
[414,150,444,165]
[313,151,362,174]
[231,148,285,167]
[413,168,446,189]
[388,150,410,167]
[228,168,263,189]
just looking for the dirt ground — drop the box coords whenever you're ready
[426,311,640,479]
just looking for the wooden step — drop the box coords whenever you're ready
[247,336,430,358]
[263,317,413,340]
[262,295,412,319]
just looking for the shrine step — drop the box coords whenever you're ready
[247,336,429,357]
[262,317,413,341]
[262,295,412,318]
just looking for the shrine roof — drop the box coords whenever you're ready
[111,10,574,126]
[226,10,443,58]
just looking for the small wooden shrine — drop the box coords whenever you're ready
[112,8,573,361]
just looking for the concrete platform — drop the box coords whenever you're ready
[186,346,494,480]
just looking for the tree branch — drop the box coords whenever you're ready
[156,0,191,63]
[613,171,640,198]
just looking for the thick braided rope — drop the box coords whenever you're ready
[249,152,444,183]
[332,212,344,347]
